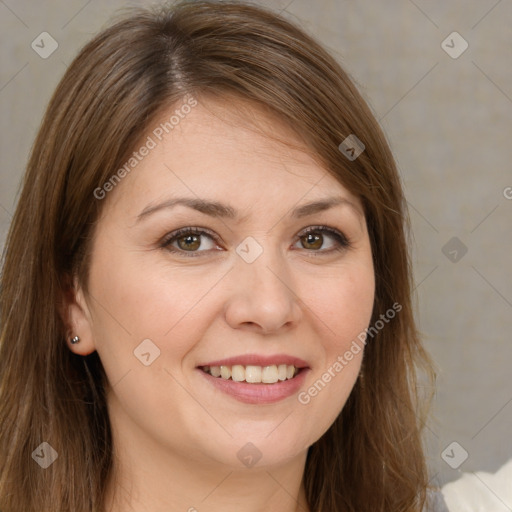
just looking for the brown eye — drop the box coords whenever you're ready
[177,234,201,251]
[161,227,219,257]
[295,226,350,255]
[301,232,323,250]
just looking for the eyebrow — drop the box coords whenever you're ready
[136,196,362,223]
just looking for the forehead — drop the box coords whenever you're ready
[107,97,361,219]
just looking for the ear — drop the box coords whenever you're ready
[59,274,97,356]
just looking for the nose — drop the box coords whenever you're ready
[223,245,302,334]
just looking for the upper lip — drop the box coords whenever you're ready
[198,353,309,368]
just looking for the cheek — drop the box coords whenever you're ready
[295,258,374,428]
[86,247,220,455]
[336,269,374,339]
[307,260,375,351]
[89,241,222,347]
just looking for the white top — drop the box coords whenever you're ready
[441,458,512,511]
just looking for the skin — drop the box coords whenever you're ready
[65,97,375,512]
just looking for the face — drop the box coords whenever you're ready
[68,97,375,470]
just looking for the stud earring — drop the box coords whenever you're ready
[70,335,80,344]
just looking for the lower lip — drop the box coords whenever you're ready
[196,368,310,405]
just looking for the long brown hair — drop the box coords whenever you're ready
[0,1,434,510]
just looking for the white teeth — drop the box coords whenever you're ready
[262,365,278,383]
[220,365,231,379]
[231,365,245,382]
[245,365,262,383]
[202,364,299,383]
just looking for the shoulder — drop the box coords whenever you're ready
[441,458,512,511]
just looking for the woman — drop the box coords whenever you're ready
[0,1,445,510]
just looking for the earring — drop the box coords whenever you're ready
[70,335,80,344]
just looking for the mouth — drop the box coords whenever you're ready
[199,364,301,384]
[196,354,310,404]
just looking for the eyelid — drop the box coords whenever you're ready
[296,224,346,239]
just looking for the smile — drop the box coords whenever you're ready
[200,364,299,384]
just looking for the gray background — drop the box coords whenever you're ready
[1,0,511,488]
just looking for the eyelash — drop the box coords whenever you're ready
[159,225,351,258]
